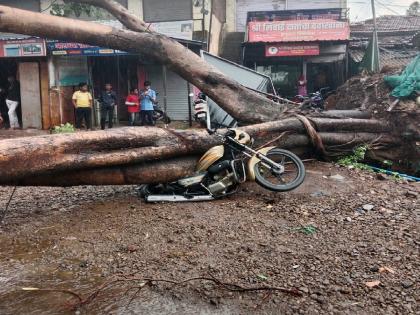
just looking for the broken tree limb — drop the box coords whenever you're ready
[0,5,286,123]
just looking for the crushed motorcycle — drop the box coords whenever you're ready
[138,96,306,202]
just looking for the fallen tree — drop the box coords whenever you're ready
[0,116,405,186]
[0,2,418,186]
[0,4,287,124]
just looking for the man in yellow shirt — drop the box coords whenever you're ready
[72,82,93,130]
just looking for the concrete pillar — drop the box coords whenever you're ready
[128,0,143,18]
[225,0,236,32]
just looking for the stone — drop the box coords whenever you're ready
[405,191,418,198]
[376,173,387,180]
[363,204,375,211]
[401,281,413,289]
[330,174,345,181]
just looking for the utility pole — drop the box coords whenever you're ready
[370,0,380,72]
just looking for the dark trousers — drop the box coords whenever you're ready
[140,110,154,126]
[75,107,92,130]
[100,106,114,130]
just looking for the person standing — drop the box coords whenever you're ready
[140,81,156,126]
[5,76,20,130]
[99,83,117,130]
[72,83,93,130]
[297,74,307,97]
[125,88,139,126]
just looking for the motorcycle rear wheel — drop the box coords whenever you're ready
[254,149,305,192]
[154,110,171,124]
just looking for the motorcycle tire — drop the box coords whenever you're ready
[137,184,152,198]
[254,149,305,192]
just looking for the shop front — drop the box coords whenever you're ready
[243,9,350,98]
[46,39,202,128]
[0,36,48,129]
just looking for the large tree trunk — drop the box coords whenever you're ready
[0,5,286,124]
[0,117,401,186]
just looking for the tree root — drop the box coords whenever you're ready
[23,274,303,312]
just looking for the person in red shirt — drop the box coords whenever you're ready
[125,88,139,126]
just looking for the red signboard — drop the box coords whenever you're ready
[248,19,350,43]
[0,38,46,58]
[266,43,320,57]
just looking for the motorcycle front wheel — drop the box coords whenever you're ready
[254,149,305,192]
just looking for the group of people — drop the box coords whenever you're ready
[0,76,21,130]
[71,81,157,130]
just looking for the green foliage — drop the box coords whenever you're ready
[52,123,76,134]
[382,160,393,167]
[292,225,317,235]
[337,145,371,170]
[407,1,420,16]
[50,2,105,19]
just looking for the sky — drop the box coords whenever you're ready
[348,0,415,22]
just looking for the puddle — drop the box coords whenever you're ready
[0,240,235,315]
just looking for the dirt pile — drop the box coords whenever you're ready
[326,68,418,114]
[325,69,420,175]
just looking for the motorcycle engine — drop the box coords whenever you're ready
[207,173,236,196]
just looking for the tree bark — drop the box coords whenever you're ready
[0,118,391,182]
[0,5,287,123]
[0,117,398,185]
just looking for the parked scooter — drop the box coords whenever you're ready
[138,95,306,202]
[194,92,209,128]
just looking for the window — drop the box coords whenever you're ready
[143,0,193,22]
[0,0,40,12]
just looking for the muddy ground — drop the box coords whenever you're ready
[0,162,418,315]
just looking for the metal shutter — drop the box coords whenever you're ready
[236,0,286,32]
[145,65,190,121]
[0,0,40,11]
[165,70,189,121]
[143,0,193,22]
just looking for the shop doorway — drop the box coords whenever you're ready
[0,59,19,128]
[90,56,138,124]
[307,62,345,93]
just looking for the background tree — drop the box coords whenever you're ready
[407,1,420,16]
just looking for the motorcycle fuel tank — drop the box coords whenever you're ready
[196,145,225,172]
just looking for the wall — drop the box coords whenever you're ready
[236,0,286,32]
[286,0,347,10]
[128,0,143,17]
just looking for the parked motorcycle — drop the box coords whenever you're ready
[295,87,333,110]
[152,102,171,124]
[152,93,171,124]
[138,96,306,202]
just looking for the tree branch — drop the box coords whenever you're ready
[65,0,150,32]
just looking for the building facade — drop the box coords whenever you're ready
[219,1,349,97]
[0,0,216,129]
